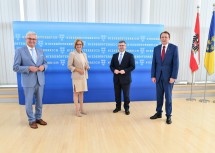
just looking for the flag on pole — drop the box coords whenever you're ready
[190,7,200,72]
[204,5,215,75]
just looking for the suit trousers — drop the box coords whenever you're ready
[156,73,173,117]
[23,83,44,123]
[114,82,130,110]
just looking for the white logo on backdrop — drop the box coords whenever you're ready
[59,34,65,41]
[38,41,43,47]
[101,59,106,66]
[101,47,106,54]
[140,36,146,42]
[140,60,144,65]
[83,41,86,46]
[15,34,21,40]
[60,47,65,54]
[60,59,65,66]
[140,48,145,54]
[101,35,106,41]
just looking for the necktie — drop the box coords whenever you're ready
[161,46,165,61]
[119,53,123,64]
[31,48,37,63]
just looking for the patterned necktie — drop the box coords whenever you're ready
[161,46,165,61]
[31,48,37,63]
[119,53,123,64]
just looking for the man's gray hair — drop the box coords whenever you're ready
[25,31,37,38]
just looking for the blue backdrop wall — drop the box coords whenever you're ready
[13,21,163,104]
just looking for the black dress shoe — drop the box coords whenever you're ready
[150,113,162,119]
[166,117,172,124]
[125,110,130,115]
[113,108,121,113]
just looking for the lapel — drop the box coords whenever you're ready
[121,51,127,65]
[35,48,39,64]
[116,52,120,65]
[157,45,162,63]
[74,50,85,68]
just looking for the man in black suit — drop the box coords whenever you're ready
[110,40,135,115]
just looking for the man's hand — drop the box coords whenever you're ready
[29,66,38,72]
[169,78,175,84]
[119,70,125,74]
[114,69,120,74]
[38,65,45,71]
[151,77,156,83]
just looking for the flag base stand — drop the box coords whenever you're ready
[186,73,196,102]
[199,99,210,103]
[186,98,196,101]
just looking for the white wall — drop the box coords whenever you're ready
[0,0,214,85]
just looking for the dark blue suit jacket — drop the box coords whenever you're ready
[110,52,135,84]
[151,43,179,82]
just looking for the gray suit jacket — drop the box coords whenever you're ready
[13,46,48,87]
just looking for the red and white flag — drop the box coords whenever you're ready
[190,9,200,72]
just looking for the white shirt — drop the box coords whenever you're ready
[118,51,125,61]
[27,45,36,57]
[27,45,37,63]
[161,44,169,54]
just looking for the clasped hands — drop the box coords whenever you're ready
[114,69,125,74]
[29,65,45,72]
[76,65,90,75]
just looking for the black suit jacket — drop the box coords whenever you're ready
[110,51,135,84]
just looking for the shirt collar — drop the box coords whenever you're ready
[119,51,125,55]
[27,45,35,50]
[162,43,169,49]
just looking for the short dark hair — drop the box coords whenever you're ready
[160,31,170,39]
[118,40,126,44]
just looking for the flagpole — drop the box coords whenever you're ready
[187,5,200,101]
[186,72,196,101]
[199,73,210,103]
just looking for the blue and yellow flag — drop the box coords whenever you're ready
[204,8,215,75]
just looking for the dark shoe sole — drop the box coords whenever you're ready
[150,116,162,119]
[113,109,121,113]
[166,120,172,124]
[125,112,130,115]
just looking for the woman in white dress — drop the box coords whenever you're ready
[67,39,90,117]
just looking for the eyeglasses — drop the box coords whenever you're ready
[76,44,82,46]
[27,38,37,41]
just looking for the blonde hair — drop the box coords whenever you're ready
[74,39,84,49]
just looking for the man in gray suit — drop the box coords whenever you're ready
[13,31,48,129]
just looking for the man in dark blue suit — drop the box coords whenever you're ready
[110,40,135,115]
[150,31,179,124]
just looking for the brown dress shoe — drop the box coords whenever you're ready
[29,121,38,129]
[36,119,47,125]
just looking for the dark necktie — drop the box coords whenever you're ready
[161,46,165,61]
